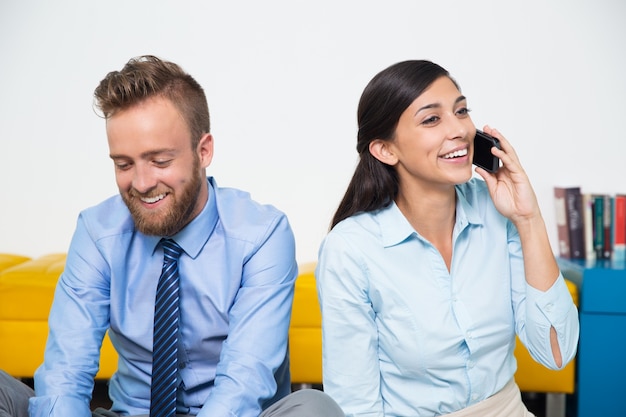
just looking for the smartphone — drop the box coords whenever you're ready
[472,130,501,173]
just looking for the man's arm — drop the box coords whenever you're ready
[29,214,110,417]
[197,214,297,417]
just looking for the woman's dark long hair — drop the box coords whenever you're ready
[330,60,455,229]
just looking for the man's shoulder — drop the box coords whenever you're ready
[214,184,287,222]
[213,183,292,242]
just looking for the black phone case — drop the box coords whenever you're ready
[473,130,501,173]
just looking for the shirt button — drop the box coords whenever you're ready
[179,362,187,369]
[545,303,554,312]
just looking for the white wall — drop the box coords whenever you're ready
[1,0,625,264]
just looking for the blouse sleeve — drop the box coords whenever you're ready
[508,221,580,370]
[316,231,385,417]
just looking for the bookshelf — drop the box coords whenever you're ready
[557,257,626,417]
[553,187,626,264]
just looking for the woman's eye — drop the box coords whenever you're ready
[456,107,471,116]
[422,116,439,125]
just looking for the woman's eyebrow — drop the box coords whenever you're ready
[415,95,467,115]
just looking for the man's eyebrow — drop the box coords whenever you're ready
[109,149,176,160]
[415,95,467,115]
[140,149,176,159]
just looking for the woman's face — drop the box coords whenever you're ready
[382,76,476,189]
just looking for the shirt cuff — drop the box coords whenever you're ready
[29,395,91,417]
[525,273,574,325]
[195,399,238,417]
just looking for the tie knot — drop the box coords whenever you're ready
[161,238,184,261]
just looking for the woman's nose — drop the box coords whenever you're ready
[445,115,470,140]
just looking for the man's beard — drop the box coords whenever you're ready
[122,161,203,237]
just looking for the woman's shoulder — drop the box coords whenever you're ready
[323,203,411,253]
[323,208,389,250]
[330,210,380,238]
[319,209,391,275]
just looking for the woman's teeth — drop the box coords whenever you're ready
[442,148,468,159]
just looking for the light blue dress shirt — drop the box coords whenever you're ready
[316,178,579,417]
[29,177,297,417]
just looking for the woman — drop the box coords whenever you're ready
[315,60,579,416]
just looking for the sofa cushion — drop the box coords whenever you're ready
[0,254,67,321]
[0,254,32,273]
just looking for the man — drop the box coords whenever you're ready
[0,55,342,417]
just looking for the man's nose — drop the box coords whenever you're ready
[132,164,157,194]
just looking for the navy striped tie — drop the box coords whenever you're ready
[150,238,184,417]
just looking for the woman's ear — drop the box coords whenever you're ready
[369,139,398,166]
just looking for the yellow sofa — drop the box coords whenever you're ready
[0,254,31,272]
[0,254,117,378]
[288,263,323,385]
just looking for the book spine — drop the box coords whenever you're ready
[613,195,626,263]
[582,193,596,262]
[568,189,585,259]
[593,195,605,259]
[553,187,571,258]
[604,195,613,259]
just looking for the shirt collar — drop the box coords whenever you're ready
[378,202,415,248]
[378,185,483,248]
[455,183,483,227]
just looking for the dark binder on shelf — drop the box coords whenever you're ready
[593,195,606,260]
[554,186,585,259]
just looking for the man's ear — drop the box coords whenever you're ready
[197,133,214,168]
[369,139,398,166]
